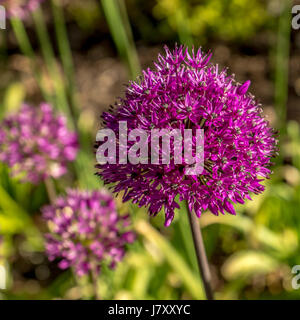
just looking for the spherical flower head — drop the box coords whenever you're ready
[96,45,278,227]
[0,103,78,183]
[0,0,44,19]
[42,189,135,276]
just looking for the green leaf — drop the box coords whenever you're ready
[0,185,42,249]
[221,250,279,281]
[135,219,205,299]
[2,83,25,114]
[201,214,298,258]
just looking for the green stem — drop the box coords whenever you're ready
[274,0,291,135]
[51,0,78,119]
[44,178,56,204]
[101,0,140,79]
[32,7,72,123]
[178,203,199,274]
[185,201,214,300]
[10,18,52,103]
[11,18,34,58]
[90,261,100,300]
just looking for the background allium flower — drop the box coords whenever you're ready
[42,189,135,276]
[96,45,277,227]
[0,103,78,183]
[0,0,44,19]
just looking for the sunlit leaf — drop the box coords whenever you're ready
[135,219,205,299]
[221,250,279,280]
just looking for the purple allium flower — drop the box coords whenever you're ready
[0,103,78,183]
[0,0,44,19]
[95,45,277,227]
[42,189,135,276]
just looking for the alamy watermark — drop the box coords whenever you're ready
[0,6,5,30]
[292,265,300,289]
[292,5,300,30]
[0,265,6,290]
[96,121,204,175]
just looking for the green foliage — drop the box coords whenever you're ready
[153,0,271,43]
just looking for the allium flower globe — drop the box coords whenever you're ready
[42,189,135,276]
[0,0,44,18]
[0,103,78,183]
[96,46,277,227]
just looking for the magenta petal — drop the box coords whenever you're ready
[224,200,236,215]
[237,80,251,95]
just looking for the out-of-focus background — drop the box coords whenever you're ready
[0,0,300,300]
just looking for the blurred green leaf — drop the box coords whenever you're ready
[135,219,205,299]
[221,250,279,281]
[201,214,298,258]
[0,185,42,249]
[2,83,25,114]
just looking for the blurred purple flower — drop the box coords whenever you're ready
[96,45,278,226]
[42,189,135,276]
[0,0,44,19]
[0,103,78,183]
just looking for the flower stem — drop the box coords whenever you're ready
[10,17,52,103]
[186,202,214,300]
[44,178,56,204]
[90,262,100,300]
[100,0,141,79]
[32,7,72,123]
[51,0,78,119]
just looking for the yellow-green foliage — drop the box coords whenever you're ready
[153,0,269,41]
